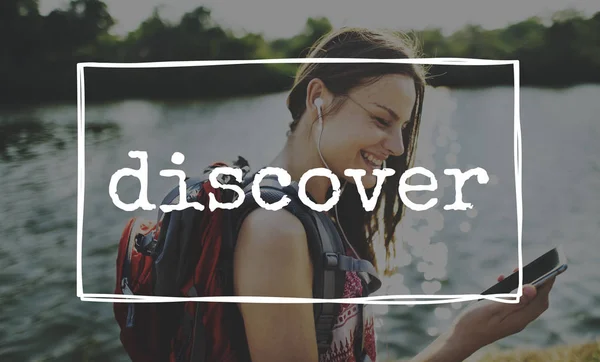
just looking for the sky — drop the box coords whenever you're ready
[39,0,600,39]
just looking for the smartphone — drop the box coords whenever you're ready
[481,245,568,296]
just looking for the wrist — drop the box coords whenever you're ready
[441,327,479,362]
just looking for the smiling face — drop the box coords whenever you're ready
[312,74,417,189]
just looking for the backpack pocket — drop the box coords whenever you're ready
[114,217,168,362]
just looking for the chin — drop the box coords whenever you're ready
[362,175,378,190]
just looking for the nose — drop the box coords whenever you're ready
[383,124,405,157]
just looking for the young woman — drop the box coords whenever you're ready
[233,27,554,362]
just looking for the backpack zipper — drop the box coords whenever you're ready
[121,277,136,327]
[121,221,137,328]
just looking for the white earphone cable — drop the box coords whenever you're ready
[316,103,361,259]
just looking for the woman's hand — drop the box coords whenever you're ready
[449,269,556,357]
[410,266,556,362]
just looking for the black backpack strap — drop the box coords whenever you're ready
[157,176,207,222]
[331,254,382,294]
[233,175,347,355]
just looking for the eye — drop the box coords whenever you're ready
[374,117,391,128]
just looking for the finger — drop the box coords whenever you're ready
[495,280,554,334]
[519,285,538,306]
[499,293,548,334]
[489,284,535,322]
[502,267,518,277]
[519,285,551,322]
[499,266,521,281]
[517,281,553,316]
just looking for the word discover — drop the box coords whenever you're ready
[109,151,490,213]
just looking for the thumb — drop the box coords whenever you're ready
[491,285,537,314]
[515,285,537,307]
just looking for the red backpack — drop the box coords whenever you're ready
[113,157,382,361]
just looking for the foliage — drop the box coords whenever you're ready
[1,1,599,105]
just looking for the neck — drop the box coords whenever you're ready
[268,134,332,205]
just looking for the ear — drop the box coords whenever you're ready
[305,78,331,116]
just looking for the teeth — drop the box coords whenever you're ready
[362,151,383,166]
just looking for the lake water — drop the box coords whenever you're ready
[1,85,599,361]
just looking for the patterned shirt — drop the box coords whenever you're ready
[319,257,377,362]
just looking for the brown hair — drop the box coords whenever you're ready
[286,27,427,275]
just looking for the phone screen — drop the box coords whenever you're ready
[481,247,563,295]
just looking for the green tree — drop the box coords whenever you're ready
[270,17,332,58]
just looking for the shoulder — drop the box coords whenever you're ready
[233,207,313,295]
[232,209,320,361]
[237,206,308,256]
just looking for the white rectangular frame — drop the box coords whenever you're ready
[76,58,522,305]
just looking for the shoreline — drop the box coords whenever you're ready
[471,339,600,361]
[2,81,599,110]
[386,339,600,362]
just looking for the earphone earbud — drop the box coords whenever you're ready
[313,97,323,108]
[314,97,324,126]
